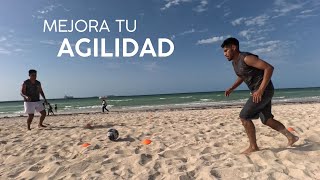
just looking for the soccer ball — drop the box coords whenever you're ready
[107,129,119,141]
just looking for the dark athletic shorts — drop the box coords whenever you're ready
[240,90,274,124]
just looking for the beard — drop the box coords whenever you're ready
[228,50,237,61]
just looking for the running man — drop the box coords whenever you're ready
[221,37,299,154]
[21,69,48,130]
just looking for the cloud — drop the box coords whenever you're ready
[256,40,281,47]
[33,3,70,19]
[0,36,7,42]
[0,43,27,55]
[239,30,251,39]
[295,8,318,19]
[144,62,159,72]
[35,4,59,18]
[244,15,269,26]
[171,28,207,40]
[242,39,280,49]
[0,47,11,55]
[161,0,208,12]
[244,40,292,63]
[0,30,30,56]
[223,8,231,17]
[216,0,228,8]
[13,48,23,52]
[179,28,195,36]
[241,37,267,45]
[300,9,314,14]
[193,0,208,13]
[198,28,208,33]
[232,15,269,27]
[239,27,275,40]
[32,15,44,20]
[273,0,305,17]
[161,0,191,10]
[231,17,246,26]
[4,43,13,47]
[239,29,254,40]
[40,40,61,45]
[296,14,318,19]
[252,44,278,54]
[196,36,227,45]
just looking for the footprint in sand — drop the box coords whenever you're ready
[115,149,124,154]
[110,166,119,171]
[210,169,222,178]
[213,142,224,147]
[200,147,212,154]
[148,172,161,180]
[29,164,44,171]
[179,170,196,180]
[134,147,141,154]
[139,154,152,166]
[101,158,113,165]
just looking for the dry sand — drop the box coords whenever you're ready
[0,103,320,179]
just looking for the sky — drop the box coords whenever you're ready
[0,0,320,101]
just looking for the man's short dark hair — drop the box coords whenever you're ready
[29,69,37,75]
[221,37,239,50]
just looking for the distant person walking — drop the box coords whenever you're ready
[102,99,109,113]
[54,104,58,113]
[20,69,48,130]
[47,103,55,116]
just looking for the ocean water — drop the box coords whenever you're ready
[1,87,320,117]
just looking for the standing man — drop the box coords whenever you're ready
[54,104,58,113]
[21,69,48,130]
[221,37,299,154]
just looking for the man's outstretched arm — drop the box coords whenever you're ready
[225,76,244,97]
[231,76,244,90]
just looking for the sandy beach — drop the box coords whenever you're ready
[0,103,319,179]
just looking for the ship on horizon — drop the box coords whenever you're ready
[64,95,74,99]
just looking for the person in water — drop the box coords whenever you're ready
[21,69,48,130]
[221,37,299,154]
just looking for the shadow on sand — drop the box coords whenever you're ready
[116,136,136,142]
[266,139,320,153]
[42,123,126,130]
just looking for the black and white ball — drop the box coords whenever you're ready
[107,129,119,141]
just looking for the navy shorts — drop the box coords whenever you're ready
[240,90,274,124]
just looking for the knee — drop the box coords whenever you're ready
[40,112,46,117]
[240,118,251,126]
[28,114,34,119]
[240,118,246,125]
[263,117,274,125]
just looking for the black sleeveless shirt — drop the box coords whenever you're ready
[232,52,274,92]
[23,79,41,102]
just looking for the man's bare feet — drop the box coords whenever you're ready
[288,136,299,147]
[241,146,260,154]
[38,124,47,128]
